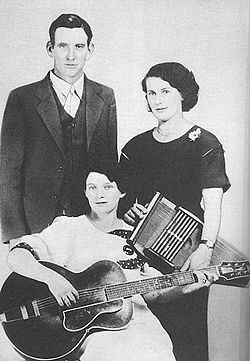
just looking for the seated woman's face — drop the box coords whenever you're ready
[146,77,183,122]
[85,172,123,215]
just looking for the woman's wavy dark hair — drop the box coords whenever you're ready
[141,62,199,112]
[84,166,122,190]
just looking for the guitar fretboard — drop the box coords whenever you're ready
[2,261,249,324]
[105,271,197,300]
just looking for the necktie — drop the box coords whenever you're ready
[64,85,80,117]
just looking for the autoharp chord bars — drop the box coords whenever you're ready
[130,192,250,287]
[151,208,199,261]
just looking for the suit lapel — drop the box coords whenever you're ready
[35,74,104,154]
[85,77,104,149]
[35,74,64,155]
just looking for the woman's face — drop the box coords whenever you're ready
[85,172,123,216]
[146,77,183,122]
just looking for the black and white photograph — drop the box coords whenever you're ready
[0,1,249,361]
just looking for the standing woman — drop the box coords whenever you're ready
[118,62,230,361]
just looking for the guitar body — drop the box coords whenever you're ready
[1,257,249,360]
[0,260,133,361]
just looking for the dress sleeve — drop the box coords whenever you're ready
[199,144,231,192]
[17,217,73,265]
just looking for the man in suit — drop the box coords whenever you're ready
[0,14,118,244]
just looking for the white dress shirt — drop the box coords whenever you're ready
[50,72,84,117]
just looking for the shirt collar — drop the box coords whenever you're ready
[49,71,84,98]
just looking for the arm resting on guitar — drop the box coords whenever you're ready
[7,238,79,307]
[182,188,223,271]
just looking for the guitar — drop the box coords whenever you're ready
[0,259,249,361]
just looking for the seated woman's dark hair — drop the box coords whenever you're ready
[141,62,199,112]
[84,163,127,193]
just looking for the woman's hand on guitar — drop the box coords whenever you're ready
[183,269,219,294]
[47,273,79,307]
[123,202,147,225]
[181,244,213,271]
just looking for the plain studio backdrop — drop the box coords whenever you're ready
[0,1,249,361]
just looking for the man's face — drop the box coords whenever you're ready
[48,27,94,84]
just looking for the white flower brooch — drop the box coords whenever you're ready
[188,127,201,142]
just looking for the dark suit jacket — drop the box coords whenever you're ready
[0,73,118,243]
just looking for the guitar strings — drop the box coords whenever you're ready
[35,257,247,311]
[36,288,106,309]
[4,262,247,322]
[35,271,199,310]
[37,262,248,311]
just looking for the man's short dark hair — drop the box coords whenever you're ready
[141,62,199,112]
[49,14,93,46]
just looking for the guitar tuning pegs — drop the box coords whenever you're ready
[123,245,135,256]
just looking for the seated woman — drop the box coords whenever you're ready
[118,62,231,361]
[7,170,217,361]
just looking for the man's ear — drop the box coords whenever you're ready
[86,42,95,61]
[46,41,54,57]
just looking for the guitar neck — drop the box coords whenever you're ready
[105,265,218,300]
[1,260,249,327]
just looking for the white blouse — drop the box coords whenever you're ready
[20,215,175,361]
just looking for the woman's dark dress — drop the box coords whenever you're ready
[118,125,230,361]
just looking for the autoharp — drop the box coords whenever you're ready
[127,192,249,287]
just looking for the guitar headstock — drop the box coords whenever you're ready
[218,261,250,280]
